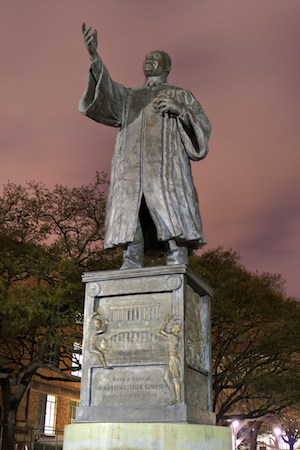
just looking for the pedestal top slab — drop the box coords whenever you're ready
[82,265,213,298]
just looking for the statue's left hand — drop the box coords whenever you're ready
[154,94,183,116]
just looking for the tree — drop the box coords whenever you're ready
[189,248,300,426]
[0,175,121,449]
[257,411,300,450]
[279,414,300,450]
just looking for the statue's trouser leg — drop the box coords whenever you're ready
[165,240,188,265]
[174,378,182,402]
[120,218,144,269]
[99,352,108,369]
[164,368,176,402]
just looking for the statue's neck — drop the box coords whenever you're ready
[145,74,168,87]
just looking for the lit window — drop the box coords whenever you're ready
[44,395,56,435]
[37,394,56,435]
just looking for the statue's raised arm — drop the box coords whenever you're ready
[82,22,98,59]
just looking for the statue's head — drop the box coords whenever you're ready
[143,50,172,77]
[171,321,181,334]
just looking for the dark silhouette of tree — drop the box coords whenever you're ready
[189,248,300,425]
[0,174,121,450]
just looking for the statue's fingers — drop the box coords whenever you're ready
[160,106,169,114]
[153,99,162,107]
[82,22,86,34]
[84,26,92,38]
[86,35,95,45]
[161,103,171,111]
[156,99,167,107]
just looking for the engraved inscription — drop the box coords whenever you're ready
[90,366,170,407]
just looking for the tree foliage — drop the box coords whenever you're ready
[190,248,300,425]
[0,174,121,449]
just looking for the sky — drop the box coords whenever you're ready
[0,0,299,298]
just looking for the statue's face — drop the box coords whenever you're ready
[143,51,168,77]
[171,323,180,334]
[94,318,102,329]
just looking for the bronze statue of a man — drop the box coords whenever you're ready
[80,23,211,269]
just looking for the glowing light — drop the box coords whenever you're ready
[232,420,240,429]
[274,427,281,436]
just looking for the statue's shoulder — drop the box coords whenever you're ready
[166,83,181,89]
[131,86,146,91]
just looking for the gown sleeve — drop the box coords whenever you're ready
[176,89,211,161]
[79,54,127,127]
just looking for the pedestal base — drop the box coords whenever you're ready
[63,422,232,450]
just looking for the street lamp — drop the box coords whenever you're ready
[273,427,281,450]
[232,420,240,450]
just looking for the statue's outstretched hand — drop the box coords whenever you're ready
[82,22,98,58]
[154,93,183,116]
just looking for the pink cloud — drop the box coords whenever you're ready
[0,0,299,297]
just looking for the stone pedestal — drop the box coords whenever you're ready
[63,422,232,450]
[75,265,215,425]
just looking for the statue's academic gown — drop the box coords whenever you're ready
[79,55,211,251]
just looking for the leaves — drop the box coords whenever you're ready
[0,172,108,260]
[0,175,122,433]
[189,247,300,424]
